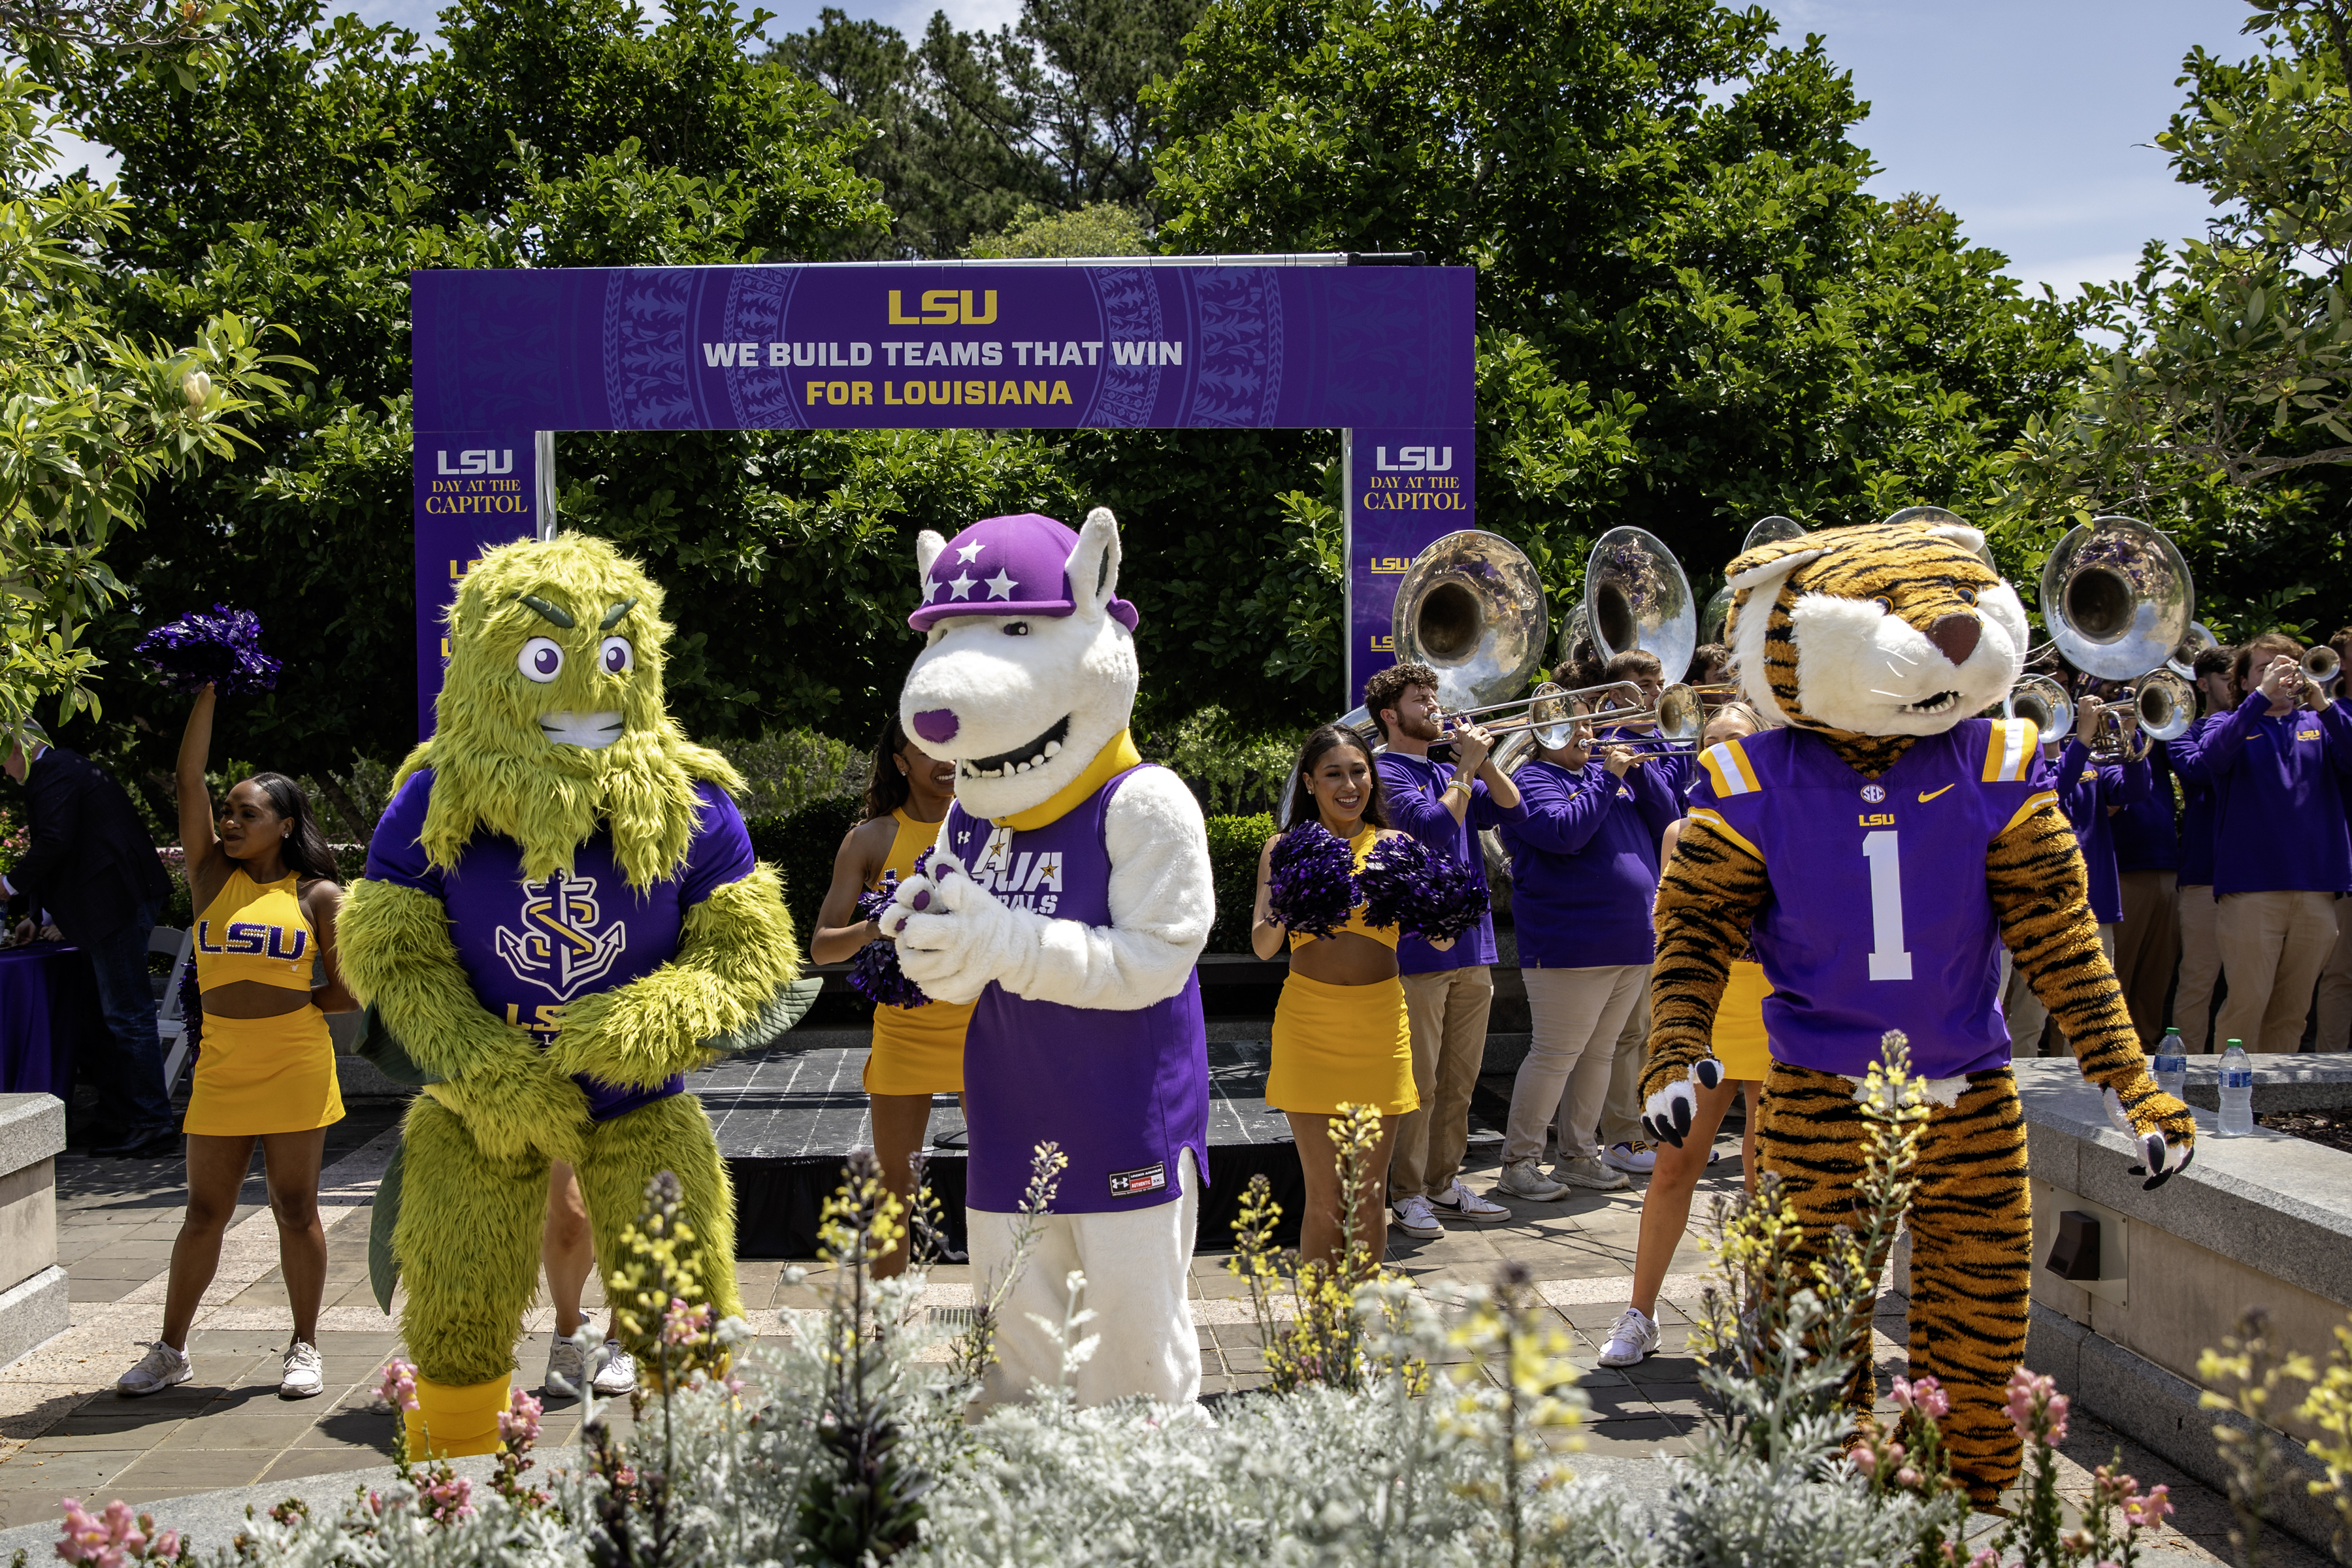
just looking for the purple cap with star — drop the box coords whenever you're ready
[907,512,1139,632]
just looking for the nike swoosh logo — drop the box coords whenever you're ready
[1918,784,1956,802]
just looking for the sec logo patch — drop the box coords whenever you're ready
[1860,784,1887,804]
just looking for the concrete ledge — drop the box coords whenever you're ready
[0,1094,64,1177]
[2029,1301,2340,1555]
[2015,1058,2352,1307]
[0,1264,69,1369]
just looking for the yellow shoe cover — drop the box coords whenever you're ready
[406,1371,510,1459]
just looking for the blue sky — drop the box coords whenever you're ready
[70,0,2258,299]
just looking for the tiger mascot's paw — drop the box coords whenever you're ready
[1640,1055,1725,1149]
[2104,1086,2196,1190]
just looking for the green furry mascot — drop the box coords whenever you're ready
[338,534,804,1456]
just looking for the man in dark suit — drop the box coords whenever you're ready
[3,723,178,1156]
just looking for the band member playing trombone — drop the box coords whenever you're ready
[1494,697,1680,1199]
[2172,633,2352,1052]
[1361,661,1522,1238]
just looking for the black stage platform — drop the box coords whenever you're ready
[693,1036,1308,1258]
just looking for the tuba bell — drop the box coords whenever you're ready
[2038,515,2195,682]
[1333,529,1550,755]
[2166,619,2219,680]
[1582,526,1697,683]
[1700,515,1807,645]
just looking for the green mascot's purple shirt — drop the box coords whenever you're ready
[364,768,756,1119]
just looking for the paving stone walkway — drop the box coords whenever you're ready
[0,1078,2296,1566]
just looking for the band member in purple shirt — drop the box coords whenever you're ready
[2173,632,2352,1052]
[2172,645,2238,1051]
[1494,706,1681,1199]
[1362,661,1522,1239]
[2319,627,2352,1053]
[2110,729,2181,1050]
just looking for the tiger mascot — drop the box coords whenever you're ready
[1639,513,2195,1504]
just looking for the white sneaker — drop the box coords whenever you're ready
[1496,1158,1568,1201]
[590,1343,636,1397]
[279,1339,323,1399]
[1597,1307,1659,1367]
[546,1332,591,1399]
[1390,1194,1443,1239]
[117,1340,192,1397]
[1603,1141,1658,1174]
[1554,1156,1631,1191]
[1429,1177,1511,1224]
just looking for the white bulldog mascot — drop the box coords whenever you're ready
[881,508,1213,1408]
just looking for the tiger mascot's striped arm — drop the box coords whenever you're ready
[1989,796,2197,1169]
[1641,817,1769,1106]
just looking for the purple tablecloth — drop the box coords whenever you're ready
[0,941,94,1097]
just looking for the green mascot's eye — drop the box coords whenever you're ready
[600,637,634,675]
[518,637,564,683]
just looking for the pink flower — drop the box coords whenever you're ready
[1908,1375,1950,1420]
[1848,1445,1874,1471]
[152,1533,178,1560]
[2126,1484,2175,1528]
[1896,1467,1921,1488]
[661,1298,713,1348]
[56,1497,110,1564]
[421,1473,474,1524]
[1970,1550,2001,1568]
[498,1388,543,1448]
[2005,1367,2066,1443]
[378,1358,419,1414]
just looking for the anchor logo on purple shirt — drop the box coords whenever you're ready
[494,872,629,1001]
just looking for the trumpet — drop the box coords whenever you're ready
[2307,644,2342,688]
[2006,674,2074,740]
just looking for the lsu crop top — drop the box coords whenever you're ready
[195,869,317,993]
[1288,826,1401,952]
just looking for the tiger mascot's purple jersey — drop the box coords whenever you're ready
[1687,716,2058,1079]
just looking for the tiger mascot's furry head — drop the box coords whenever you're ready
[1723,510,2029,761]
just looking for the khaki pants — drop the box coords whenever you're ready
[1391,967,1493,1203]
[2215,890,2342,1053]
[1507,966,1646,1164]
[2317,907,2352,1053]
[2177,885,2221,1052]
[2000,926,2113,1056]
[1600,985,1652,1150]
[2113,870,2180,1049]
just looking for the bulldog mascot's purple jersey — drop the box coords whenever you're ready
[946,765,1209,1213]
[1688,715,2058,1078]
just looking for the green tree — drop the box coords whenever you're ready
[0,59,302,742]
[1151,0,2087,613]
[777,0,1203,257]
[2002,0,2352,638]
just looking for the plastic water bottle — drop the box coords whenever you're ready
[2219,1040,2256,1137]
[2151,1027,2188,1103]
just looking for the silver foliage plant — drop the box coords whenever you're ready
[146,1049,1973,1568]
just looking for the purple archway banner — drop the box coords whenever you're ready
[412,262,1477,733]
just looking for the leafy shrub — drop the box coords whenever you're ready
[715,728,871,821]
[1202,811,1275,954]
[1142,706,1301,819]
[749,796,864,944]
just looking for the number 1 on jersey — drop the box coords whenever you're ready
[1861,829,1914,981]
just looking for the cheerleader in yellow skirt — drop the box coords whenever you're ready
[117,684,350,1404]
[811,714,974,1277]
[1598,700,1771,1369]
[1251,723,1448,1266]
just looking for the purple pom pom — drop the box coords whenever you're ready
[1268,820,1358,940]
[849,861,931,1008]
[135,604,282,696]
[1359,834,1488,942]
